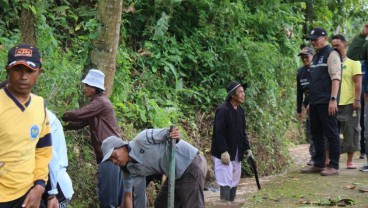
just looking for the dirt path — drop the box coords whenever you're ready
[205,144,368,208]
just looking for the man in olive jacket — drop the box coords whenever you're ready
[347,21,368,171]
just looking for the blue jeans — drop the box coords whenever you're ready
[309,103,340,169]
[98,160,124,208]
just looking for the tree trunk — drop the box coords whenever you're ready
[303,0,314,40]
[20,7,36,45]
[90,0,123,97]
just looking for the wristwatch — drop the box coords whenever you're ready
[330,96,336,101]
[47,195,56,200]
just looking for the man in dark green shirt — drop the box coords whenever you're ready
[347,21,368,172]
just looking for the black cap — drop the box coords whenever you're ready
[5,44,42,70]
[307,27,328,40]
[298,47,315,56]
[226,80,247,101]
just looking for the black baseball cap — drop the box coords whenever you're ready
[298,47,315,56]
[5,44,42,70]
[307,27,328,40]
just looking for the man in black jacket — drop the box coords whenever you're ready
[301,27,342,176]
[296,47,316,166]
[211,81,252,201]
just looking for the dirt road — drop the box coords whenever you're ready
[205,144,368,208]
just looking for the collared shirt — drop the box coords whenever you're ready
[62,93,121,161]
[47,110,74,199]
[327,50,342,80]
[127,128,198,179]
[0,87,52,202]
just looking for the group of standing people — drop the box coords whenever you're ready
[298,22,368,176]
[9,22,368,208]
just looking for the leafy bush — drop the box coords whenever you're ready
[1,0,368,207]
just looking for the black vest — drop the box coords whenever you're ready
[309,45,336,104]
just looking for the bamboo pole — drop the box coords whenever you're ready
[167,126,176,208]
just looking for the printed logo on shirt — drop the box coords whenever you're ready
[318,56,324,64]
[30,124,40,139]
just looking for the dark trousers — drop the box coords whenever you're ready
[305,117,316,159]
[309,103,340,169]
[0,190,29,208]
[98,160,124,208]
[360,94,365,154]
[40,183,67,208]
[154,154,206,208]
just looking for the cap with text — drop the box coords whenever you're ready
[5,44,42,70]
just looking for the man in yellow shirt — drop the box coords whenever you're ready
[0,44,52,207]
[332,34,362,169]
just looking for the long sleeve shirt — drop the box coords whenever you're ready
[347,34,368,61]
[127,128,199,179]
[211,101,250,161]
[47,110,74,199]
[296,65,310,113]
[62,93,121,162]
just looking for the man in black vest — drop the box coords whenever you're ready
[301,27,342,176]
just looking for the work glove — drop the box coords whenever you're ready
[221,151,230,165]
[245,150,253,160]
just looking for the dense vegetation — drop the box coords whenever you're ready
[0,0,367,207]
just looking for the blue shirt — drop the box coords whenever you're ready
[47,110,74,199]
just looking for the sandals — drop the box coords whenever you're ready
[325,160,330,167]
[347,162,357,169]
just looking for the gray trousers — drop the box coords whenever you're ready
[132,176,146,208]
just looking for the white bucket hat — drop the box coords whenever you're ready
[82,69,105,90]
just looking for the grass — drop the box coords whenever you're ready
[245,153,368,208]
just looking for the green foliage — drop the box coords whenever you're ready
[1,0,368,207]
[65,131,98,208]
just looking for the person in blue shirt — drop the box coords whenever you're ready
[41,110,74,207]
